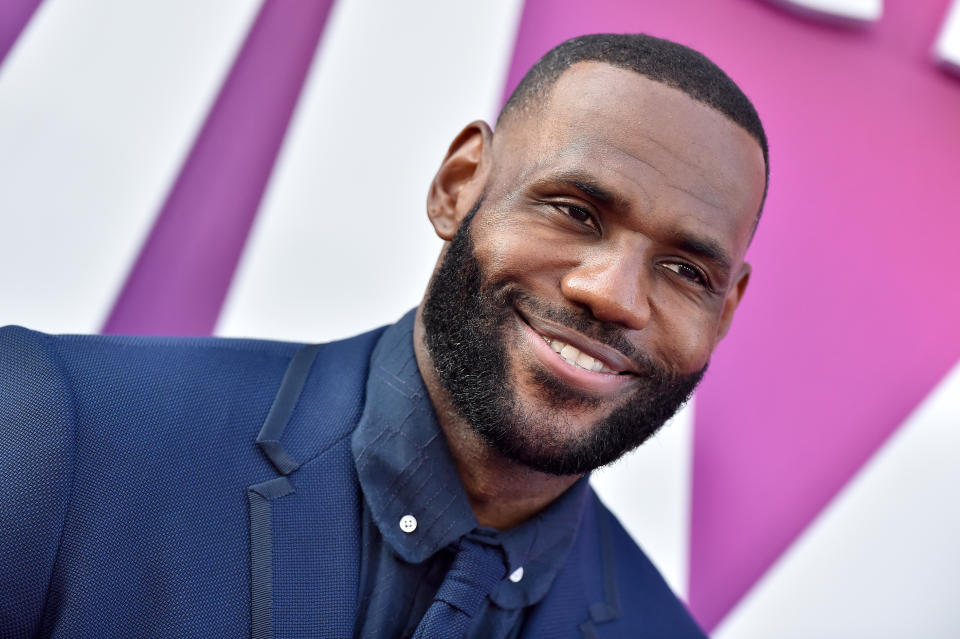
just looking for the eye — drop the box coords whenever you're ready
[662,261,709,287]
[552,203,599,231]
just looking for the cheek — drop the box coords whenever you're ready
[472,215,575,290]
[649,307,717,374]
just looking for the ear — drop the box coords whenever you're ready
[716,262,751,342]
[427,120,493,240]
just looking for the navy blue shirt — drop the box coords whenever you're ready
[351,311,590,638]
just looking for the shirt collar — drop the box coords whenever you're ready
[351,309,589,609]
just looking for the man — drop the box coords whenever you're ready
[0,34,767,638]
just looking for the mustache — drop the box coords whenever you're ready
[497,287,664,378]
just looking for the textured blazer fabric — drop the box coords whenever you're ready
[0,324,704,638]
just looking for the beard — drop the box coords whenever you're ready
[421,199,706,476]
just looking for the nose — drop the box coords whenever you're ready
[559,247,651,331]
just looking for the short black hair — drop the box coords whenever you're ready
[499,33,769,221]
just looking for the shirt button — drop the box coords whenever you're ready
[509,566,524,583]
[399,514,418,533]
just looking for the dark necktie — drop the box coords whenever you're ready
[412,536,506,639]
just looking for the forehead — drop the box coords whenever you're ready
[493,62,765,256]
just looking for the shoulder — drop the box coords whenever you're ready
[0,327,82,634]
[0,324,385,635]
[0,326,78,490]
[0,323,385,369]
[523,488,706,638]
[0,323,388,453]
[1,325,300,440]
[0,324,308,404]
[0,324,306,377]
[590,491,707,638]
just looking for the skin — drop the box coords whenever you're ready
[413,62,767,529]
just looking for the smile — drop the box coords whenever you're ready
[516,310,636,394]
[541,335,619,374]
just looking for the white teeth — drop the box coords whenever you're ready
[543,336,616,374]
[559,344,579,364]
[576,351,596,370]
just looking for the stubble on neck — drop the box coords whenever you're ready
[412,305,581,530]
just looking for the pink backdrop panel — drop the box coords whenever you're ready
[0,0,42,69]
[506,0,960,630]
[103,0,335,336]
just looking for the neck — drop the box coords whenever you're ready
[413,308,582,530]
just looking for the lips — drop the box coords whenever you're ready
[519,311,636,374]
[517,310,637,393]
[542,336,619,373]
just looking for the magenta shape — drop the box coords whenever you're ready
[102,0,335,336]
[505,0,960,631]
[0,0,42,69]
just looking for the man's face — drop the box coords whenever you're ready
[421,63,766,476]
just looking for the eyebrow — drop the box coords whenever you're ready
[669,231,732,275]
[538,169,733,275]
[538,170,632,211]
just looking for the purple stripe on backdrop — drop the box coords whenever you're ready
[102,0,336,336]
[505,0,960,631]
[0,0,43,69]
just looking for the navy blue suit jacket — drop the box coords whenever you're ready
[0,324,705,638]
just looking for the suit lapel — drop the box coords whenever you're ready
[519,493,622,639]
[255,454,362,638]
[247,328,386,638]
